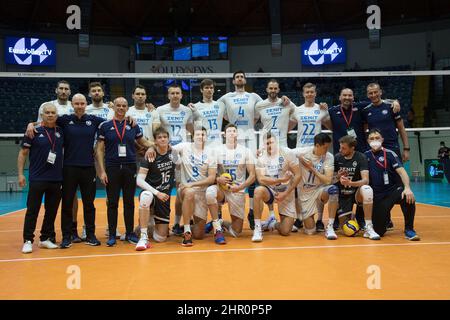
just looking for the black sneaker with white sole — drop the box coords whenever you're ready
[85,235,101,246]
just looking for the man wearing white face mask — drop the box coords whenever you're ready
[364,129,420,240]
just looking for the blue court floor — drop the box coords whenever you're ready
[0,182,449,216]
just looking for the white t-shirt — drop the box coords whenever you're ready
[218,91,263,140]
[291,103,329,147]
[215,144,255,193]
[37,100,73,122]
[85,102,113,120]
[255,98,295,148]
[127,106,160,141]
[156,103,193,146]
[171,142,217,191]
[193,100,226,144]
[292,147,334,196]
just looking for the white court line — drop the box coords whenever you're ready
[0,208,26,217]
[1,241,450,263]
[417,202,450,209]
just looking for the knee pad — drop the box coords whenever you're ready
[304,226,316,235]
[139,191,154,209]
[205,185,218,205]
[326,185,339,203]
[360,185,373,204]
[152,230,167,243]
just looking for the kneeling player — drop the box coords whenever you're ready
[173,127,218,246]
[252,133,301,242]
[205,124,256,240]
[292,133,338,235]
[135,127,175,250]
[331,135,380,240]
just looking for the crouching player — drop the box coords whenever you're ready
[292,133,338,235]
[331,135,380,240]
[205,124,256,240]
[135,127,175,250]
[252,133,301,242]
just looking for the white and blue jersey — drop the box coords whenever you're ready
[156,103,193,146]
[85,103,113,120]
[127,106,160,141]
[193,100,226,145]
[291,103,328,147]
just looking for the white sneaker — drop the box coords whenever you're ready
[39,239,59,249]
[135,235,151,251]
[81,225,87,241]
[325,224,338,240]
[252,227,263,242]
[363,224,381,240]
[22,241,33,254]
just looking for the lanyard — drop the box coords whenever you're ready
[371,148,387,171]
[112,119,127,143]
[340,105,353,128]
[43,127,56,152]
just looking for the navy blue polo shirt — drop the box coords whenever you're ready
[365,147,403,200]
[56,114,105,166]
[21,126,64,182]
[97,119,143,166]
[328,102,369,154]
[362,101,402,150]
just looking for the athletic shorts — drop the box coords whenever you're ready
[217,187,246,220]
[264,186,296,218]
[298,185,329,220]
[178,188,209,221]
[139,190,170,225]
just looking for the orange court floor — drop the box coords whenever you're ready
[1,197,450,300]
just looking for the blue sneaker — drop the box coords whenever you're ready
[171,223,184,236]
[405,229,420,241]
[262,215,276,231]
[214,230,226,245]
[125,232,139,244]
[106,236,116,247]
[85,235,101,246]
[205,221,213,234]
[60,238,72,249]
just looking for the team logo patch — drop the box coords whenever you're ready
[126,125,131,130]
[236,153,242,159]
[180,111,186,116]
[86,120,92,126]
[214,104,220,110]
[368,112,372,116]
[55,132,61,138]
[168,153,173,161]
[382,109,388,115]
[378,156,384,162]
[314,110,320,115]
[279,156,284,163]
[352,161,357,167]
[146,113,151,118]
[353,108,358,111]
[336,111,341,115]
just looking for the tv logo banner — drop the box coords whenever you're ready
[5,37,56,66]
[301,38,346,66]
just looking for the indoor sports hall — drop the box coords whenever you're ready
[1,0,450,301]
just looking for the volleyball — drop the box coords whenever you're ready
[342,220,360,237]
[219,172,233,191]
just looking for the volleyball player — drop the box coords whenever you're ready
[291,133,338,236]
[86,82,113,119]
[289,82,330,232]
[135,127,175,250]
[333,135,380,240]
[36,80,73,122]
[170,127,218,246]
[205,124,256,241]
[155,84,194,236]
[252,133,301,242]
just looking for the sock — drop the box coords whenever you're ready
[184,224,191,234]
[255,219,261,230]
[328,218,335,226]
[269,210,275,219]
[174,215,181,225]
[249,198,254,211]
[141,227,148,238]
[317,201,324,221]
[365,219,372,226]
[212,219,222,232]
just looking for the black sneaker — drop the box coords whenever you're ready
[247,210,255,230]
[171,223,184,236]
[85,235,101,246]
[71,231,82,243]
[182,232,193,247]
[60,238,72,249]
[386,220,394,231]
[316,220,325,232]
